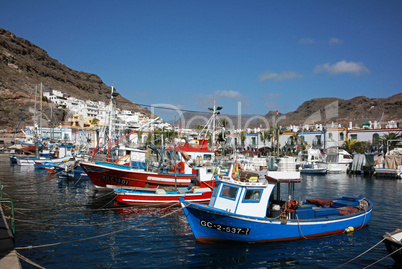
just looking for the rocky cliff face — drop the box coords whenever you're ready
[1,28,400,131]
[179,93,401,130]
[0,28,152,130]
[274,94,402,127]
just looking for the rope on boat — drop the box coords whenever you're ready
[72,173,83,186]
[295,212,307,239]
[15,251,46,269]
[6,216,128,227]
[14,202,186,250]
[335,238,386,268]
[362,245,402,268]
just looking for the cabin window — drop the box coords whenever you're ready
[242,189,262,203]
[204,154,212,161]
[220,185,238,200]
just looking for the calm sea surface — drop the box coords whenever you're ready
[0,155,401,268]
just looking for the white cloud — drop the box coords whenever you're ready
[329,37,343,46]
[313,60,370,75]
[214,90,242,99]
[298,38,315,45]
[259,70,304,82]
[193,90,250,109]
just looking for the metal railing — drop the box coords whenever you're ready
[0,182,15,236]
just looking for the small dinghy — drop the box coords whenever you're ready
[383,229,402,264]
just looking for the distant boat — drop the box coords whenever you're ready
[112,166,216,206]
[296,149,327,174]
[54,161,89,180]
[319,148,353,173]
[383,229,402,264]
[180,164,372,243]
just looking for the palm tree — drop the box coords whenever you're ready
[239,131,247,150]
[342,138,358,154]
[379,132,402,154]
[220,119,229,129]
[259,130,272,154]
[292,133,301,145]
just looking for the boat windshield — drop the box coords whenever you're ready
[220,185,239,200]
[243,189,262,202]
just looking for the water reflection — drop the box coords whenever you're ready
[0,156,401,268]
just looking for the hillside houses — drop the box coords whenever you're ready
[43,89,167,130]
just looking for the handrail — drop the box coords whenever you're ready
[0,182,15,236]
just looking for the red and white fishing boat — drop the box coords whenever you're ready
[111,166,216,206]
[80,144,216,190]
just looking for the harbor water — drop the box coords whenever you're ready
[0,155,401,268]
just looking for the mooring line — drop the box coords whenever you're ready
[15,202,185,250]
[7,216,127,227]
[335,238,386,268]
[99,194,118,208]
[15,251,46,269]
[362,245,402,268]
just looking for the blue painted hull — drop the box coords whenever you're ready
[181,199,373,243]
[54,166,89,179]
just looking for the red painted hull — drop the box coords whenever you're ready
[80,162,205,189]
[45,167,56,173]
[115,190,212,206]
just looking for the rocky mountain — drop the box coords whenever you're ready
[180,94,402,130]
[1,28,401,132]
[270,94,402,127]
[0,28,153,130]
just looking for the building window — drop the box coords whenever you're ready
[373,133,379,144]
[350,134,357,140]
[328,133,333,140]
[251,137,256,145]
[339,132,344,140]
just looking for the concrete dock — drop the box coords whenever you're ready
[0,204,21,269]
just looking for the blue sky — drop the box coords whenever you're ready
[2,1,402,120]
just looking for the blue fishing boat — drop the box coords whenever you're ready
[180,166,373,243]
[54,165,89,179]
[53,159,89,179]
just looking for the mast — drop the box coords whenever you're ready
[40,82,43,139]
[208,101,222,151]
[107,85,114,162]
[34,85,38,158]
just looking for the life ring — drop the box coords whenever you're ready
[231,163,244,180]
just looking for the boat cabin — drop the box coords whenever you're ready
[208,174,274,218]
